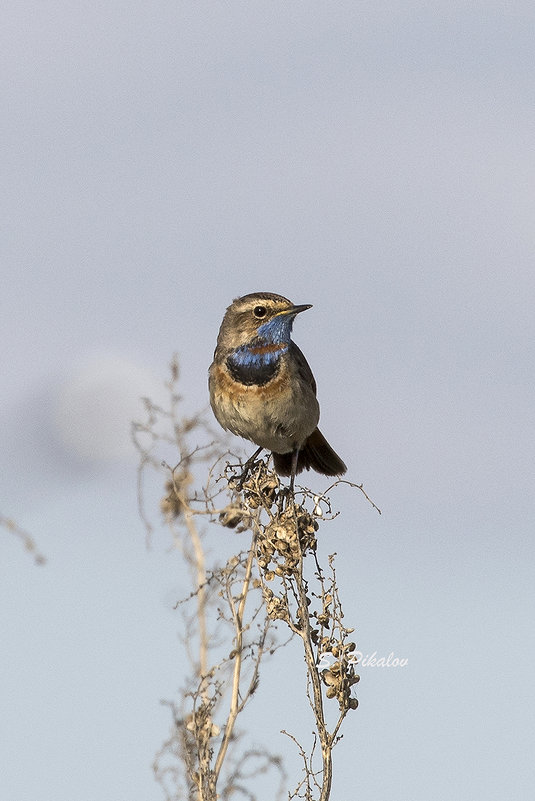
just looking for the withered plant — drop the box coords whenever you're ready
[1,514,46,564]
[133,357,379,801]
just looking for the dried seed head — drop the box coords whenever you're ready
[266,596,289,621]
[322,670,338,687]
[239,462,280,509]
[160,472,191,519]
[219,503,251,529]
[258,474,279,504]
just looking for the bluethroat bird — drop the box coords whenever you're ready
[209,292,347,487]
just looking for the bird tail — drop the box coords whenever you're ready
[272,428,347,477]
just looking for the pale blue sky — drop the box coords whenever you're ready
[2,3,535,799]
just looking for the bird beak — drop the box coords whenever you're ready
[276,303,312,317]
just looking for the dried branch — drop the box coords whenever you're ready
[1,514,46,564]
[134,358,378,801]
[213,537,256,782]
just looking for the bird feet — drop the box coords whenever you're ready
[234,446,264,490]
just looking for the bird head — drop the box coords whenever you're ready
[215,292,312,352]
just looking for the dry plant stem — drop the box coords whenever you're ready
[213,534,256,784]
[294,543,333,801]
[135,365,293,801]
[184,509,209,702]
[181,505,215,801]
[1,514,46,564]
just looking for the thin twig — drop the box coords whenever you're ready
[213,533,256,782]
[1,515,46,564]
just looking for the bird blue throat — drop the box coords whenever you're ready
[226,313,294,386]
[256,313,295,344]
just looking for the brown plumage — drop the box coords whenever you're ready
[209,292,346,483]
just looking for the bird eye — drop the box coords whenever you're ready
[253,305,267,318]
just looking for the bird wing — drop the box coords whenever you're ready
[289,342,317,396]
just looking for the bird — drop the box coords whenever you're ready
[209,292,346,487]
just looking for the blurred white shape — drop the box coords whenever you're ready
[55,354,166,463]
[313,495,323,517]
